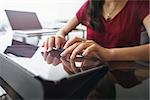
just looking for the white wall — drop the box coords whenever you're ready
[0,0,86,28]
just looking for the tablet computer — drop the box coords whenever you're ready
[40,48,108,81]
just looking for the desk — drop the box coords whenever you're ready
[0,41,149,100]
[87,61,149,100]
[0,41,108,100]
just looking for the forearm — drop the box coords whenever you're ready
[107,44,150,61]
[57,16,80,38]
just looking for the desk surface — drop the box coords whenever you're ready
[2,48,106,82]
[87,60,149,100]
[0,41,149,100]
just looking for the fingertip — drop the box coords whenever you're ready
[82,54,87,58]
[70,56,74,60]
[63,40,71,49]
[60,52,65,57]
[56,44,60,49]
[70,54,75,60]
[82,51,87,56]
[47,47,52,52]
[63,44,67,49]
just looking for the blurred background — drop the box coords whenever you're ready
[0,0,85,28]
[0,0,86,45]
[0,0,86,99]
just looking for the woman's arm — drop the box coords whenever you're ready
[62,39,149,61]
[108,44,149,61]
[61,15,150,62]
[57,16,80,37]
[43,15,80,50]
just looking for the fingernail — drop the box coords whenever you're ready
[70,55,74,59]
[47,47,52,52]
[56,45,60,49]
[63,44,68,49]
[82,52,86,56]
[63,46,66,49]
[60,52,65,57]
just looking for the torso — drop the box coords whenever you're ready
[76,0,149,48]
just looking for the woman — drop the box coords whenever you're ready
[43,0,149,99]
[43,0,149,63]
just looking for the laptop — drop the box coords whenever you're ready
[5,10,57,36]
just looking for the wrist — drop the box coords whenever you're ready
[57,29,67,38]
[97,46,113,61]
[56,34,65,39]
[103,48,114,61]
[107,49,115,61]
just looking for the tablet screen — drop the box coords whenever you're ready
[4,47,107,82]
[41,49,107,80]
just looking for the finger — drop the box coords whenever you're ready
[69,59,76,73]
[47,36,55,51]
[70,42,89,59]
[61,39,66,49]
[60,58,74,74]
[43,52,49,61]
[60,57,70,68]
[82,45,96,56]
[55,36,64,49]
[70,59,79,73]
[43,39,49,50]
[63,37,82,49]
[60,42,79,57]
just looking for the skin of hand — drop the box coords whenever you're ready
[42,35,66,51]
[61,37,111,61]
[42,35,66,62]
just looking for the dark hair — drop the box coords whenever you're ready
[86,0,105,32]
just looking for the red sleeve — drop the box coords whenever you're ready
[138,0,149,22]
[76,0,89,24]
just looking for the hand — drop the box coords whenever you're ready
[42,35,66,51]
[61,37,110,61]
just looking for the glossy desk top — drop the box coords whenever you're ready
[0,40,149,99]
[1,48,107,82]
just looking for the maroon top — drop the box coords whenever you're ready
[76,0,149,48]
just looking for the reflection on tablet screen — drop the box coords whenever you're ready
[41,49,107,81]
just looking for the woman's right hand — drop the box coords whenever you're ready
[42,35,66,64]
[43,35,66,51]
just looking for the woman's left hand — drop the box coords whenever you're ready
[60,37,111,61]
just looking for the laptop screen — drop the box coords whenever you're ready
[5,10,42,30]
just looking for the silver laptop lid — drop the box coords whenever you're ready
[5,10,42,30]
